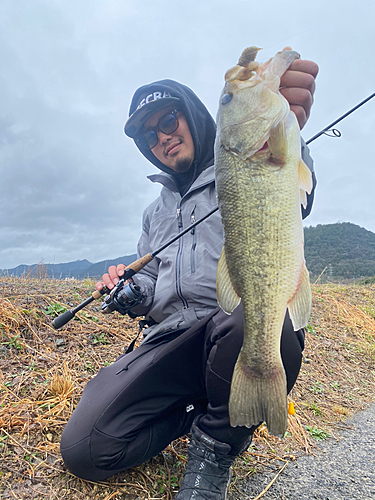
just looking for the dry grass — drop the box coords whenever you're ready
[0,277,375,499]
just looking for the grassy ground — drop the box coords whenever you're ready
[0,277,374,499]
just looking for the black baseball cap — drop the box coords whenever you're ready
[124,89,181,139]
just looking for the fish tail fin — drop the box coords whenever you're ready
[216,247,241,314]
[229,357,288,438]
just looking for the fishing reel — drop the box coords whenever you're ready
[52,208,217,330]
[101,279,143,316]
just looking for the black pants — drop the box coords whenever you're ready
[60,305,304,481]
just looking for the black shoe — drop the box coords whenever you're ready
[175,420,238,499]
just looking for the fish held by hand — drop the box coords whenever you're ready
[215,47,312,437]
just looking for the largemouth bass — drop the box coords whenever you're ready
[214,47,313,437]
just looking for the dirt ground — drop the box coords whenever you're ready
[1,277,374,499]
[231,402,375,499]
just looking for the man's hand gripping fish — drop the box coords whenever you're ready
[214,47,313,437]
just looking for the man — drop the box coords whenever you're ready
[60,54,318,499]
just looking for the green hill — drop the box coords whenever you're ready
[2,222,374,282]
[304,222,375,280]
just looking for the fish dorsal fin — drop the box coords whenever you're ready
[288,263,312,331]
[216,247,241,314]
[238,46,261,66]
[298,159,313,208]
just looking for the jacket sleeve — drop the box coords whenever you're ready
[128,210,159,317]
[301,138,317,220]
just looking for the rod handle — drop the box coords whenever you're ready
[124,253,153,274]
[52,310,75,330]
[92,289,104,300]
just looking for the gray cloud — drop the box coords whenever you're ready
[1,0,374,269]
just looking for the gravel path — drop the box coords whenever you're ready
[230,403,375,500]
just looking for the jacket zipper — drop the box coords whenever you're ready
[176,206,189,308]
[190,212,196,274]
[173,172,213,308]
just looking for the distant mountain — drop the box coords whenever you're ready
[2,222,375,281]
[0,255,137,279]
[304,222,375,280]
[0,259,92,279]
[78,254,137,278]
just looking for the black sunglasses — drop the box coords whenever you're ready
[136,109,180,150]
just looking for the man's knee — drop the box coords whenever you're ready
[60,433,98,481]
[60,421,150,481]
[59,393,136,480]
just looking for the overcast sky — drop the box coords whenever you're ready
[1,0,374,269]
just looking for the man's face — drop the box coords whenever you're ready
[143,106,195,173]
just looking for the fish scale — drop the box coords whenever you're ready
[214,47,313,437]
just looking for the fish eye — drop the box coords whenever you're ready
[221,93,233,105]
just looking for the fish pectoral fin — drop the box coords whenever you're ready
[298,159,313,208]
[288,263,312,331]
[268,121,287,165]
[216,247,241,314]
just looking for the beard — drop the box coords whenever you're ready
[172,151,195,173]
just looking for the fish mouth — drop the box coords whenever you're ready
[165,141,182,156]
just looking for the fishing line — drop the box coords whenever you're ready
[304,136,334,154]
[261,12,349,55]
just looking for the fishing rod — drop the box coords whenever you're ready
[306,91,375,145]
[52,206,218,329]
[52,91,375,329]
